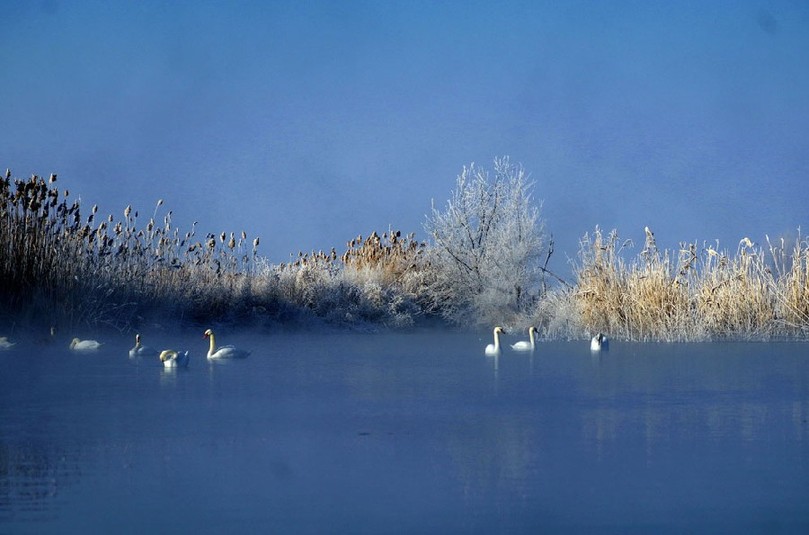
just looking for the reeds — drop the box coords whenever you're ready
[3,168,807,338]
[342,230,425,285]
[572,226,809,341]
[0,170,259,329]
[0,168,431,331]
[766,233,809,331]
[260,229,428,328]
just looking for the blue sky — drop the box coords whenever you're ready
[2,1,808,278]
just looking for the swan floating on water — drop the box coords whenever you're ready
[129,334,158,358]
[203,329,250,359]
[0,336,16,350]
[485,327,505,356]
[511,327,537,352]
[590,333,609,351]
[70,338,102,351]
[159,349,190,368]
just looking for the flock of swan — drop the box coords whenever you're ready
[123,329,250,365]
[0,329,254,368]
[2,327,608,362]
[485,326,608,355]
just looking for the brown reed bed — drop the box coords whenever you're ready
[256,229,429,328]
[0,170,260,330]
[0,166,431,332]
[572,226,809,341]
[3,169,807,338]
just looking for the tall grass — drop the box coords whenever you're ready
[0,170,434,331]
[572,226,809,341]
[252,230,429,328]
[2,169,807,339]
[0,171,259,330]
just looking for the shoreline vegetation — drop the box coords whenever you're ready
[1,162,807,342]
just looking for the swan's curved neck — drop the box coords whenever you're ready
[208,333,216,355]
[529,329,535,346]
[493,329,501,349]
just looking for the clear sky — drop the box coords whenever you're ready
[2,1,808,278]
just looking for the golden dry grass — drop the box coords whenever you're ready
[573,226,809,341]
[3,169,807,337]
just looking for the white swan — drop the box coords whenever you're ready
[511,327,537,352]
[0,336,16,350]
[159,349,190,368]
[590,333,609,351]
[204,329,250,359]
[129,333,158,358]
[485,327,505,356]
[70,338,102,351]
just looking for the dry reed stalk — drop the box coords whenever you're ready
[0,169,260,329]
[574,227,631,336]
[575,227,807,341]
[341,230,426,286]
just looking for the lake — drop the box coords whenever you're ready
[1,329,807,533]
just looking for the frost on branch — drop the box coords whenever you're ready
[424,157,546,326]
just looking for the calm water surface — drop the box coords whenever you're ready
[0,330,807,533]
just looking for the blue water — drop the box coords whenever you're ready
[0,330,807,533]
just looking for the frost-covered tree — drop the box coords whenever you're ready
[424,156,546,325]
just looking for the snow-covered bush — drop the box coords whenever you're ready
[423,157,546,326]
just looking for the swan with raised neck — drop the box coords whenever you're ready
[204,329,250,359]
[129,333,158,358]
[511,327,537,352]
[485,326,505,356]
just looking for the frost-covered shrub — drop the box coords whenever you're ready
[532,288,579,340]
[255,238,427,329]
[423,157,546,326]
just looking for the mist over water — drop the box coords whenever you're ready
[1,330,807,532]
[2,7,809,530]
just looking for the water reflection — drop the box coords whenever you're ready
[0,441,80,523]
[445,412,539,504]
[159,366,180,386]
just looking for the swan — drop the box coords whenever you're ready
[203,329,250,359]
[0,336,16,350]
[129,333,158,358]
[484,327,505,356]
[590,333,609,351]
[70,338,102,351]
[159,349,190,368]
[511,327,537,352]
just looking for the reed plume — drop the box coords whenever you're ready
[573,226,808,341]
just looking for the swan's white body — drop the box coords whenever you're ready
[70,338,102,351]
[0,336,16,350]
[590,333,609,351]
[511,327,537,352]
[485,327,505,356]
[129,334,158,358]
[204,329,250,359]
[160,349,190,368]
